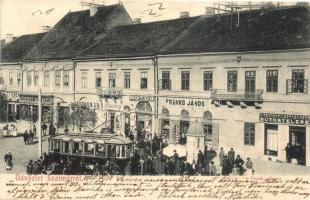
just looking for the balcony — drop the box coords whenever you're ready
[159,79,171,90]
[286,79,308,94]
[211,89,263,102]
[96,87,123,98]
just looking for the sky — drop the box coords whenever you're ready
[0,0,302,39]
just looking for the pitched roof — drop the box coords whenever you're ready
[0,32,46,63]
[25,4,132,60]
[78,16,200,58]
[161,6,310,54]
[78,6,310,59]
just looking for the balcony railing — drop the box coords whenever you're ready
[286,79,308,94]
[158,79,171,90]
[96,87,123,98]
[211,89,263,101]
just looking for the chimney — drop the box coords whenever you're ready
[205,7,215,17]
[180,11,189,18]
[90,4,98,17]
[42,26,51,32]
[5,34,14,44]
[133,18,141,24]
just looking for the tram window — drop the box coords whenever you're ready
[96,144,106,157]
[62,142,70,153]
[84,143,94,155]
[73,142,82,154]
[121,146,126,158]
[116,146,120,157]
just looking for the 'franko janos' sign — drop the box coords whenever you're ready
[260,113,310,125]
[166,98,206,107]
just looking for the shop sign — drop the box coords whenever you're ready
[260,113,310,125]
[129,95,154,102]
[165,98,206,107]
[71,101,101,109]
[20,95,53,105]
[4,91,20,101]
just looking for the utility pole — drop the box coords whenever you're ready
[38,89,42,157]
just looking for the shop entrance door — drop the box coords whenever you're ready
[289,126,306,165]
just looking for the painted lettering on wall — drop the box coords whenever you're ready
[260,113,310,125]
[165,99,205,107]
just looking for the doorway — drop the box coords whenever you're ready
[289,126,306,165]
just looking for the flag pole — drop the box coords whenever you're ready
[38,89,42,157]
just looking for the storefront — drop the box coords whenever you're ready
[135,101,153,139]
[260,113,310,166]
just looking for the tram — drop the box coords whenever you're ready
[48,132,134,170]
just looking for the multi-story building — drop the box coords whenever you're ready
[0,32,46,123]
[1,4,309,166]
[76,5,310,164]
[22,4,132,128]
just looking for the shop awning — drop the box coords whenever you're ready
[163,144,186,157]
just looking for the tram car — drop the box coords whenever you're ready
[48,133,134,172]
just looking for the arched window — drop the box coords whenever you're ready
[203,111,212,124]
[136,101,152,113]
[180,109,189,121]
[162,107,170,116]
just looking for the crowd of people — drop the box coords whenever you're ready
[285,142,305,165]
[22,123,57,145]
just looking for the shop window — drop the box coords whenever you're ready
[181,71,190,90]
[140,72,148,89]
[63,70,69,86]
[227,71,237,92]
[55,70,61,86]
[82,72,88,88]
[264,124,278,156]
[266,70,278,92]
[109,73,116,88]
[244,122,255,146]
[124,72,130,89]
[203,71,213,91]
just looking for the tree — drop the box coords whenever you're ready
[69,103,97,132]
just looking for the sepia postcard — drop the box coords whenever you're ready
[0,0,310,199]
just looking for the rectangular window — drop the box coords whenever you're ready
[227,71,238,92]
[245,71,256,93]
[140,72,148,89]
[44,71,50,86]
[34,71,39,86]
[55,70,61,86]
[9,71,13,85]
[27,71,32,86]
[63,70,69,86]
[95,72,102,88]
[264,124,278,156]
[181,71,190,90]
[82,72,88,88]
[161,71,171,90]
[17,72,21,86]
[124,72,130,89]
[292,69,305,93]
[244,122,255,145]
[0,71,4,84]
[109,73,116,88]
[203,71,213,91]
[266,70,278,92]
